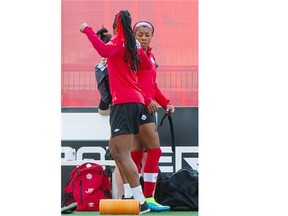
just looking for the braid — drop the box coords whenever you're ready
[119,10,141,72]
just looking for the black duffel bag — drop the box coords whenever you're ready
[154,168,198,211]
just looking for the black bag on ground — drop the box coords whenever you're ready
[154,168,198,211]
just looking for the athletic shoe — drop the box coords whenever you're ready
[145,197,170,212]
[140,201,151,214]
[61,202,77,214]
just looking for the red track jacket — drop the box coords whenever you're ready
[138,47,170,109]
[83,26,152,106]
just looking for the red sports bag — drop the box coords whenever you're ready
[64,162,111,211]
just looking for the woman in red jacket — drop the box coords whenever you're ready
[80,10,152,214]
[130,20,175,211]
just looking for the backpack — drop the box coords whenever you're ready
[95,60,112,106]
[63,162,112,211]
[154,168,198,211]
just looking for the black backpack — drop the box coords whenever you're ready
[154,168,198,211]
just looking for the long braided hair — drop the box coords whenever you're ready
[114,10,140,72]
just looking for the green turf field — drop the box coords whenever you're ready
[62,211,198,216]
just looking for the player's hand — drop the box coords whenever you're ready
[80,23,88,32]
[147,101,158,114]
[166,104,175,115]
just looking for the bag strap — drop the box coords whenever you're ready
[157,113,175,153]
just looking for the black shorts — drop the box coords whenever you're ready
[140,108,157,125]
[110,103,144,137]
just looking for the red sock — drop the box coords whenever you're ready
[143,148,162,197]
[131,150,144,173]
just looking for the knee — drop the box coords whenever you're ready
[109,147,119,161]
[109,146,126,162]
